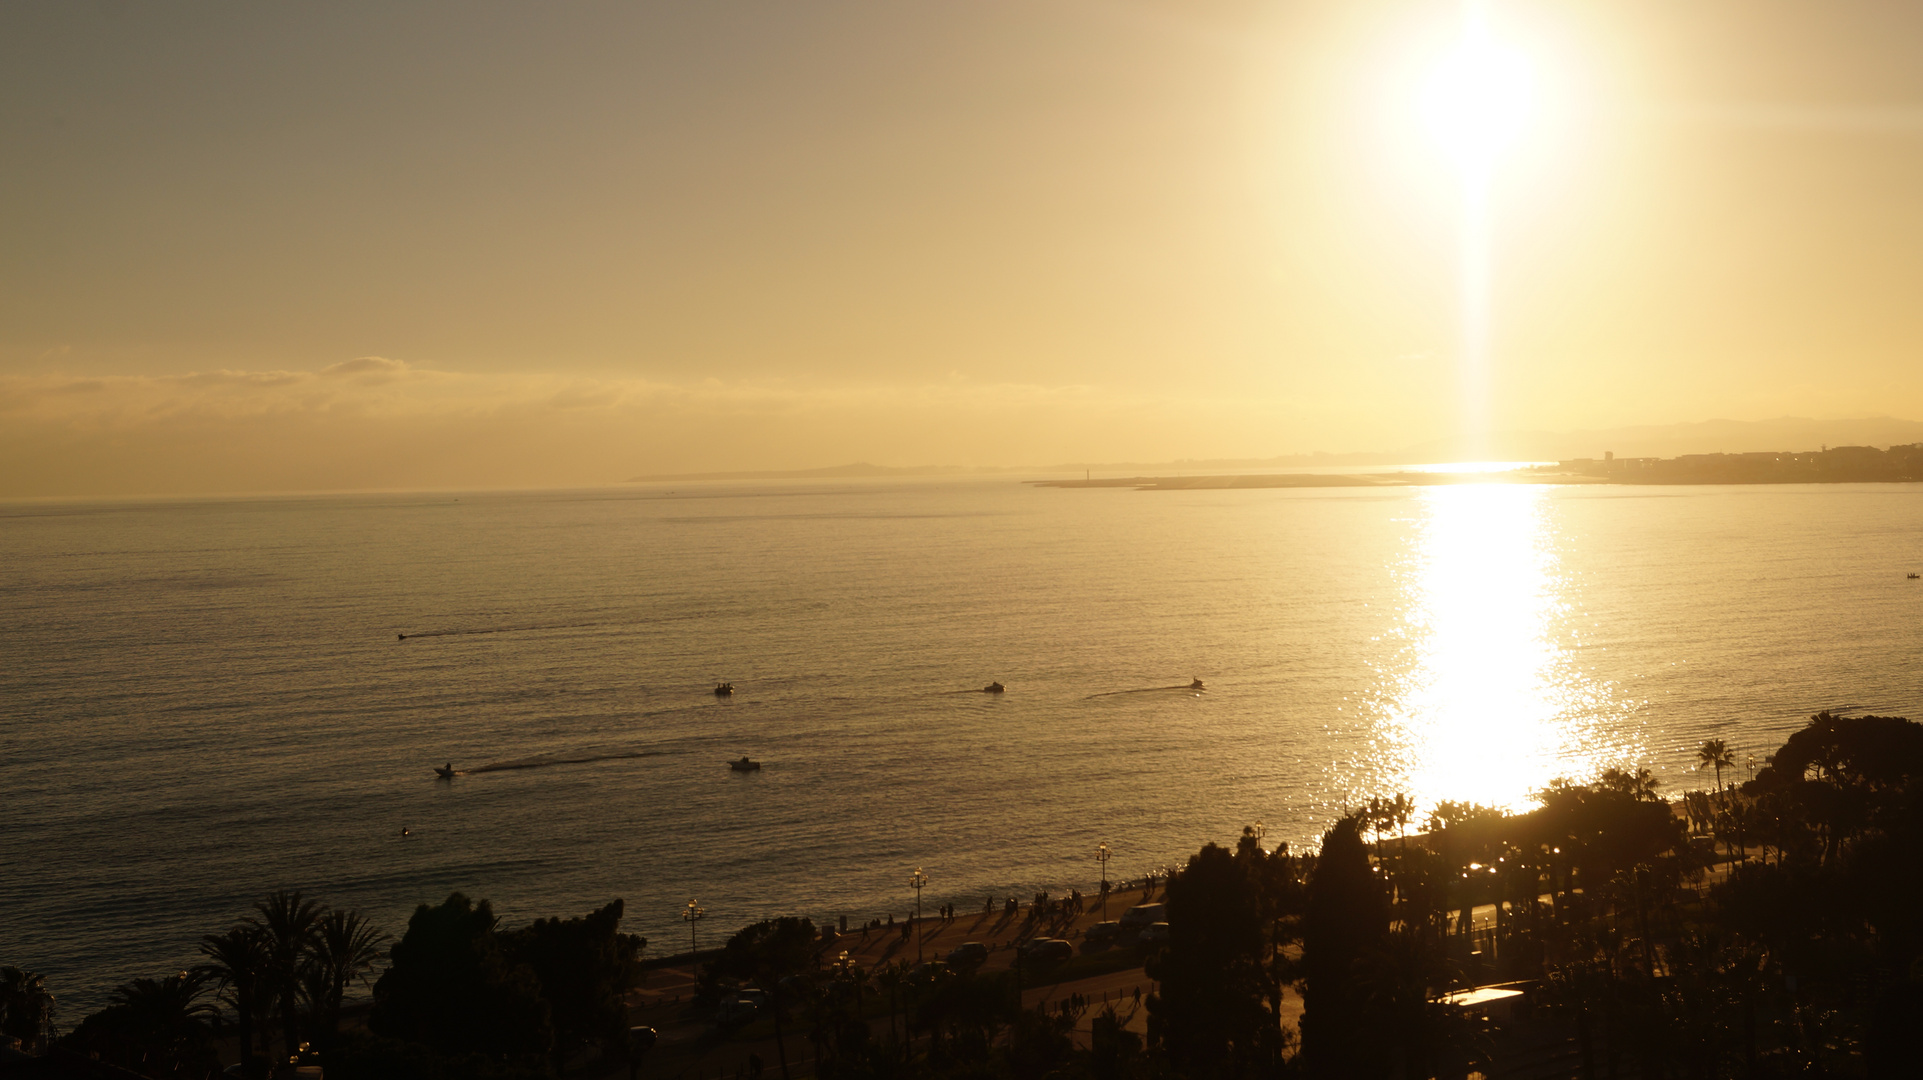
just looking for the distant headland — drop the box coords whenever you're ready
[622,416,1923,488]
[1032,443,1923,490]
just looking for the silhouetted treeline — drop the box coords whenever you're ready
[707,712,1923,1079]
[4,892,643,1080]
[12,711,1923,1078]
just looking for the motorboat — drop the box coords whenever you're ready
[1910,573,1920,580]
[984,681,1005,693]
[1189,679,1206,690]
[729,756,761,771]
[714,682,735,696]
[434,763,456,779]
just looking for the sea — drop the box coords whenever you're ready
[4,477,1921,1017]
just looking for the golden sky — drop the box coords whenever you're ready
[4,1,1922,495]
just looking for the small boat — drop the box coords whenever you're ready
[714,682,735,696]
[729,756,761,771]
[434,763,456,779]
[984,681,1005,693]
[1189,679,1206,690]
[1909,573,1920,580]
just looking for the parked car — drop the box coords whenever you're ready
[1137,922,1170,946]
[1120,903,1165,928]
[716,991,765,1026]
[947,941,989,969]
[1083,921,1124,944]
[1021,938,1074,964]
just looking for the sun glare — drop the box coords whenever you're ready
[1420,6,1536,180]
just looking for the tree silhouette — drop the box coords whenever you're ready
[249,889,324,1059]
[1297,813,1389,1078]
[65,970,217,1078]
[369,892,551,1060]
[0,966,55,1054]
[1698,738,1734,794]
[1145,842,1278,1079]
[500,899,644,1071]
[307,908,387,1043]
[875,960,909,1052]
[1353,925,1481,1078]
[198,925,271,1076]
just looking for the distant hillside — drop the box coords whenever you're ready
[624,454,1391,483]
[625,462,971,482]
[625,416,1923,483]
[1400,416,1923,463]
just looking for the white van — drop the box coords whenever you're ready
[1119,903,1165,928]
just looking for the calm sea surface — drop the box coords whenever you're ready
[4,478,1921,1014]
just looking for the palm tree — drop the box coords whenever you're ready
[1365,797,1386,849]
[198,926,271,1076]
[1698,738,1734,795]
[249,890,325,1060]
[109,970,219,1076]
[1698,739,1738,865]
[0,966,56,1054]
[1632,767,1661,801]
[305,908,386,1042]
[1387,793,1415,851]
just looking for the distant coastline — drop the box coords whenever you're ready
[622,417,1923,488]
[1031,444,1923,490]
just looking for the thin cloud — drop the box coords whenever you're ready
[318,356,413,382]
[0,361,1338,498]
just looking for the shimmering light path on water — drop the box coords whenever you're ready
[1375,484,1633,814]
[3,480,1920,1011]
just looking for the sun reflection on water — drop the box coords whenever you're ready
[1372,484,1625,815]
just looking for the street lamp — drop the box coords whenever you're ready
[833,950,862,1010]
[1253,821,1266,852]
[682,899,705,955]
[909,868,929,962]
[1096,842,1112,920]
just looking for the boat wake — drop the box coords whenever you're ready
[1084,683,1207,700]
[397,622,601,641]
[444,750,666,777]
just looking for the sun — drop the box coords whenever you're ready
[1420,10,1536,179]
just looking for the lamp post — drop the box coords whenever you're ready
[682,899,705,956]
[1253,821,1266,852]
[1096,841,1111,920]
[909,868,928,962]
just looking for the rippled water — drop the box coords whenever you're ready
[3,479,1920,1014]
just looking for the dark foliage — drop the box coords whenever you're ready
[706,917,818,986]
[498,899,645,1068]
[1297,813,1389,1078]
[369,893,553,1062]
[1144,842,1280,1079]
[0,966,56,1053]
[60,971,217,1079]
[35,709,1923,1080]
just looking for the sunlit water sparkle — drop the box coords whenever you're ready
[1375,485,1634,815]
[4,479,1921,1013]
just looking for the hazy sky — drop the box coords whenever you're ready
[5,1,1923,495]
